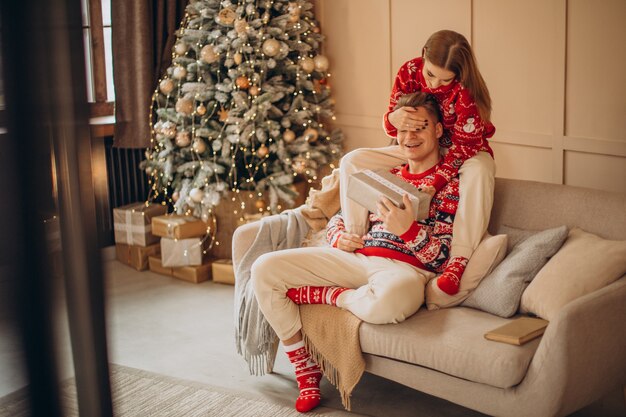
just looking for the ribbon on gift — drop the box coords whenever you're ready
[362,169,419,207]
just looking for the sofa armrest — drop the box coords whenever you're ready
[232,221,261,270]
[520,275,626,416]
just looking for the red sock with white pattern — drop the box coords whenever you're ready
[284,340,322,413]
[286,286,350,306]
[437,256,469,295]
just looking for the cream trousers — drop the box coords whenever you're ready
[339,147,495,259]
[251,247,433,341]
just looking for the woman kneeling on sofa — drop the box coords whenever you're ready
[251,92,460,413]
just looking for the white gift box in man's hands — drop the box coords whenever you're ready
[348,169,432,220]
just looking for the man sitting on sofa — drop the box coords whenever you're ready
[251,91,464,413]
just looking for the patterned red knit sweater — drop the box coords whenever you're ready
[383,57,495,191]
[326,163,459,273]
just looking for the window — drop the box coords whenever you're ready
[82,0,114,117]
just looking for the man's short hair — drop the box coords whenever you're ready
[393,92,442,123]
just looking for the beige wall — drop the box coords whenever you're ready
[314,0,626,194]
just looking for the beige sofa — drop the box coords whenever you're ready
[233,178,626,417]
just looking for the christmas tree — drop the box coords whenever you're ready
[142,0,343,223]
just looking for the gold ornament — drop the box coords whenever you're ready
[200,45,218,64]
[234,18,247,36]
[192,138,207,153]
[196,103,207,115]
[300,57,315,74]
[262,38,280,56]
[283,129,296,143]
[172,66,187,80]
[313,55,330,72]
[233,52,243,65]
[175,131,191,147]
[174,42,188,56]
[262,12,270,24]
[159,78,175,94]
[175,97,194,115]
[218,107,229,122]
[303,127,319,142]
[217,7,236,26]
[249,85,260,96]
[255,199,266,209]
[172,191,180,202]
[236,76,250,89]
[312,26,320,33]
[257,145,269,158]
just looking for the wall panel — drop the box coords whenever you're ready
[491,142,553,183]
[564,151,626,194]
[566,0,626,142]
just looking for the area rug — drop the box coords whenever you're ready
[0,364,325,417]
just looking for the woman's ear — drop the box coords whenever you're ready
[435,122,443,139]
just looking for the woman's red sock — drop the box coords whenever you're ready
[286,286,349,306]
[284,341,322,413]
[437,256,469,295]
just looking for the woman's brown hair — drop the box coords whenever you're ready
[423,30,492,122]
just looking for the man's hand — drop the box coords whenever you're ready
[388,107,428,131]
[377,194,415,236]
[336,233,365,252]
[418,185,436,197]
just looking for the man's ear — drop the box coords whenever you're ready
[435,122,443,139]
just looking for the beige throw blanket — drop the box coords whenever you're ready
[298,169,365,410]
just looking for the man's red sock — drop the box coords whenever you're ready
[437,256,469,295]
[284,341,322,413]
[286,286,349,306]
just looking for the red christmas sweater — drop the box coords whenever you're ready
[326,163,459,273]
[383,57,495,191]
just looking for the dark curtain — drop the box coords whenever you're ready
[111,0,188,148]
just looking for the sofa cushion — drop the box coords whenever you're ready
[461,225,569,317]
[359,307,541,389]
[520,228,626,321]
[425,234,508,310]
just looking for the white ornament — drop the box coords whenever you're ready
[262,39,280,56]
[313,55,329,72]
[172,66,187,80]
[300,57,315,73]
[189,188,204,203]
[200,45,219,64]
[175,97,194,115]
[463,117,476,133]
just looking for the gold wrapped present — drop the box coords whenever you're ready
[348,169,432,220]
[212,259,235,285]
[113,202,167,246]
[148,256,213,284]
[152,214,211,239]
[116,242,161,271]
[160,237,210,267]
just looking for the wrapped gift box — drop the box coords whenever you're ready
[116,242,161,271]
[212,259,235,285]
[348,169,432,220]
[148,256,213,284]
[160,237,210,267]
[113,202,167,246]
[152,214,210,239]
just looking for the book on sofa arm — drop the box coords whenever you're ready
[484,316,549,346]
